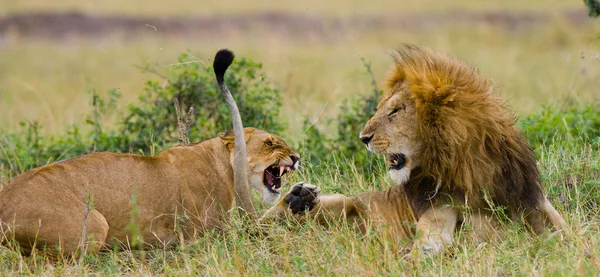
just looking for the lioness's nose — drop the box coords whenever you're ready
[290,154,299,165]
[360,134,374,145]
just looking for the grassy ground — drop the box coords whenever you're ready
[1,0,600,275]
[0,146,598,276]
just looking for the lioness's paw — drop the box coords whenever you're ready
[284,182,320,214]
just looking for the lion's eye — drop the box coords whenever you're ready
[265,141,273,147]
[389,108,400,116]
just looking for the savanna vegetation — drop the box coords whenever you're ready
[0,0,599,275]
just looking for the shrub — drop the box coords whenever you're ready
[298,58,384,178]
[119,53,285,153]
[520,102,600,151]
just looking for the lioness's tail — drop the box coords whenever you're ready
[213,49,257,217]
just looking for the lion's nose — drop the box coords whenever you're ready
[360,134,374,145]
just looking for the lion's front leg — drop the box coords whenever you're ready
[411,206,459,257]
[259,182,359,225]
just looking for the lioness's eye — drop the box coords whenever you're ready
[265,141,273,147]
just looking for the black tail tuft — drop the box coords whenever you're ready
[213,49,235,84]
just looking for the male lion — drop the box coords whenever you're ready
[0,49,299,259]
[262,44,569,256]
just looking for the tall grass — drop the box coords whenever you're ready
[0,140,598,275]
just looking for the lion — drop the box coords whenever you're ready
[0,49,300,259]
[261,44,569,256]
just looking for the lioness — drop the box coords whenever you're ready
[262,44,569,256]
[0,49,299,258]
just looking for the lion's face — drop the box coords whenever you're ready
[359,89,420,185]
[222,128,300,205]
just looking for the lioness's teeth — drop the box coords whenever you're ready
[279,166,285,176]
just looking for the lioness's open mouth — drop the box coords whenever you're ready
[388,154,406,170]
[264,164,294,194]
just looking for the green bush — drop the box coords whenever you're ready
[0,52,285,178]
[298,58,384,178]
[584,0,600,18]
[520,102,600,151]
[119,53,285,153]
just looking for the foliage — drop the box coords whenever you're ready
[520,102,600,151]
[119,53,285,153]
[299,58,384,178]
[584,0,600,18]
[0,52,284,178]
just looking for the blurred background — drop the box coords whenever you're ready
[0,0,598,136]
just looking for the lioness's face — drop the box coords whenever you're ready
[223,128,300,205]
[359,90,420,185]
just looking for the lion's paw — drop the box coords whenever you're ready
[409,237,445,258]
[284,182,320,214]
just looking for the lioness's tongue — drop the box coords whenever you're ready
[266,173,274,186]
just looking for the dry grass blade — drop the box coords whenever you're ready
[173,98,191,145]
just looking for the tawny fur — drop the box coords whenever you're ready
[0,127,299,258]
[262,44,569,257]
[261,183,418,252]
[363,45,569,254]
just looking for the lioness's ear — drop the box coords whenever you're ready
[219,129,235,149]
[219,128,252,149]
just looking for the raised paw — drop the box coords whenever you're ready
[284,182,320,214]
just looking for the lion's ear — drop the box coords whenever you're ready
[410,81,457,107]
[385,64,405,92]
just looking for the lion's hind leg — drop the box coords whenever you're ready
[540,196,570,237]
[461,210,505,244]
[524,196,570,238]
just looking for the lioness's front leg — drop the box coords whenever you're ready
[412,206,459,257]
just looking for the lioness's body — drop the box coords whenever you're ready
[1,128,297,257]
[1,138,233,256]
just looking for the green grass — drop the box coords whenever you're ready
[0,144,598,275]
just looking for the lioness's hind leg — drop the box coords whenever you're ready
[8,205,109,258]
[79,209,110,254]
